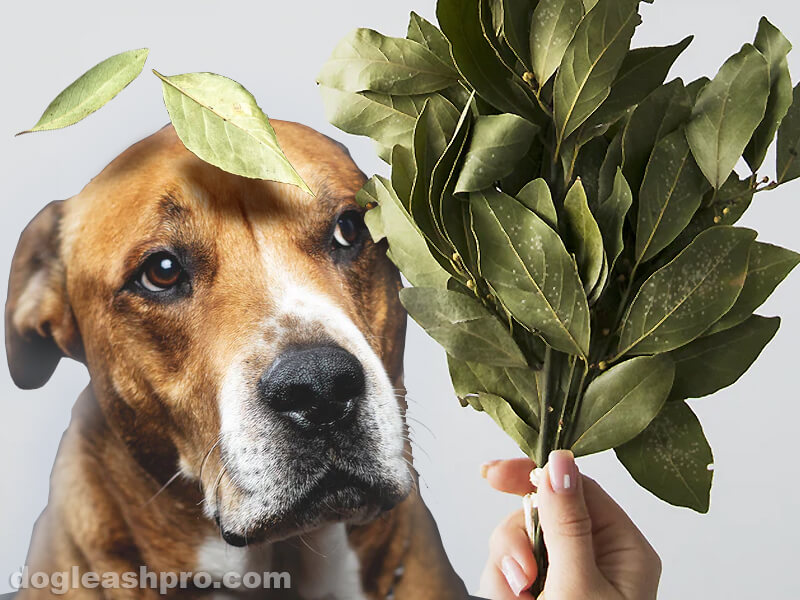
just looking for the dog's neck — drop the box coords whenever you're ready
[35,385,411,599]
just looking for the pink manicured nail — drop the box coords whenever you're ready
[548,450,578,494]
[480,460,500,478]
[500,555,529,596]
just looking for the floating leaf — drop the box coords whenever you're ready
[744,18,793,172]
[777,83,800,183]
[635,129,710,264]
[317,28,458,95]
[357,176,450,288]
[596,168,633,272]
[686,44,770,188]
[571,355,674,456]
[563,179,606,293]
[400,287,528,367]
[617,226,755,356]
[155,71,311,193]
[553,0,640,146]
[448,355,539,425]
[616,400,713,513]
[471,189,591,357]
[517,178,558,229]
[19,48,149,135]
[454,114,539,193]
[529,0,584,87]
[712,242,800,332]
[669,315,780,400]
[438,0,544,123]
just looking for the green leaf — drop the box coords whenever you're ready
[616,400,713,513]
[598,123,625,202]
[400,287,528,367]
[317,28,458,95]
[477,393,540,458]
[622,79,692,196]
[713,242,800,332]
[438,0,544,124]
[357,176,450,288]
[448,355,539,425]
[670,315,780,400]
[596,168,633,272]
[391,144,416,205]
[563,179,606,294]
[530,0,585,87]
[777,83,800,183]
[454,114,538,193]
[517,178,558,229]
[617,226,755,356]
[320,87,455,162]
[407,11,455,68]
[686,44,770,188]
[571,355,675,456]
[635,129,710,263]
[744,18,793,172]
[154,71,311,193]
[502,0,535,71]
[19,48,148,134]
[471,189,591,357]
[554,0,640,146]
[593,37,693,123]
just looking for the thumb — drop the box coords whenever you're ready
[536,450,599,589]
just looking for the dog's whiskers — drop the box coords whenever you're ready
[142,471,182,507]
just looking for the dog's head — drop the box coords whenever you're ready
[6,123,412,545]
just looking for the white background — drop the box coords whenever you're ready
[1,1,798,597]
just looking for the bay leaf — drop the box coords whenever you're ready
[356,176,450,288]
[476,393,540,459]
[571,355,674,456]
[616,400,713,513]
[400,287,528,367]
[19,48,148,134]
[407,11,455,68]
[617,226,755,356]
[776,83,800,184]
[529,0,585,87]
[553,0,640,146]
[686,44,770,188]
[744,18,793,172]
[517,178,558,229]
[669,315,780,400]
[317,28,458,95]
[454,114,539,193]
[596,167,633,272]
[563,179,606,294]
[635,128,710,264]
[502,0,535,71]
[155,71,311,193]
[471,188,591,357]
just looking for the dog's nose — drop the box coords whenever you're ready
[259,346,365,429]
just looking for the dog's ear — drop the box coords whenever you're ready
[5,201,82,389]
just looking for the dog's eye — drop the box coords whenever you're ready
[139,252,184,292]
[332,211,365,249]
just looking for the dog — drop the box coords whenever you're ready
[5,123,468,599]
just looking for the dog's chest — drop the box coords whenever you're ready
[197,524,367,600]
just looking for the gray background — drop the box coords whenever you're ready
[1,1,798,597]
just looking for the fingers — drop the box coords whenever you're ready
[481,458,537,496]
[536,450,600,591]
[480,509,538,597]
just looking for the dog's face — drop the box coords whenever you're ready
[6,123,411,545]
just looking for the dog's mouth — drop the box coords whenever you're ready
[216,466,409,547]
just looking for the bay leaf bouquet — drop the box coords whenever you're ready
[316,0,800,589]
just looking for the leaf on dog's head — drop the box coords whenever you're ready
[154,70,312,195]
[18,48,149,135]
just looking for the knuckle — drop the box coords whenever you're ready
[554,510,593,538]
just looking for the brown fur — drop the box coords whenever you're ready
[6,123,467,599]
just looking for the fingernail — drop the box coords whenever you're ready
[500,555,529,596]
[548,450,577,494]
[530,467,544,487]
[480,460,500,478]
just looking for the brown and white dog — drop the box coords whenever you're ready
[5,123,468,599]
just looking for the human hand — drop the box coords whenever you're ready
[477,451,661,599]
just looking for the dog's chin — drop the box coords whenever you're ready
[217,469,411,548]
